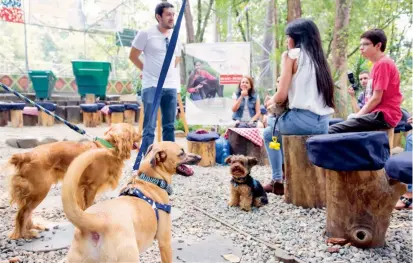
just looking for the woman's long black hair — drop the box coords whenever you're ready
[285,18,335,108]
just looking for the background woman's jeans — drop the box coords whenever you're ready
[263,109,330,181]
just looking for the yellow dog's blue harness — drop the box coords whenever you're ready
[119,174,172,221]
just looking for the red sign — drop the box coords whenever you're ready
[219,74,243,85]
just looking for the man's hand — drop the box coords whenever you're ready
[348,86,355,97]
[132,170,138,177]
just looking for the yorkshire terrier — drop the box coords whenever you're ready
[225,155,268,211]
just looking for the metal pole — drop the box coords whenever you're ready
[22,0,29,73]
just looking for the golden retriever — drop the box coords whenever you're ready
[7,123,140,240]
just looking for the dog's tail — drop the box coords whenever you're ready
[6,153,33,206]
[62,148,109,233]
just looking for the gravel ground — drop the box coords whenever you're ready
[0,125,412,263]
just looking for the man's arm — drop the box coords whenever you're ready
[357,89,383,116]
[175,56,181,68]
[129,47,143,71]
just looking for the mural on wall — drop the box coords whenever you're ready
[0,74,134,95]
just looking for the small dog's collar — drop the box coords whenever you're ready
[139,173,173,196]
[231,174,252,187]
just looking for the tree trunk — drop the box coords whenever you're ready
[332,0,352,119]
[287,0,302,23]
[187,140,216,167]
[260,0,274,91]
[283,135,327,208]
[273,1,280,83]
[184,0,195,43]
[325,169,406,248]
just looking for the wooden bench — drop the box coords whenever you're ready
[306,131,405,248]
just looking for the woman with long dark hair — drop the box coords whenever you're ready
[263,18,335,195]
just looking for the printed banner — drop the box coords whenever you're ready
[184,42,251,125]
[0,0,24,24]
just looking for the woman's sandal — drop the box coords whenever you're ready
[395,196,413,210]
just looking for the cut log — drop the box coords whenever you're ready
[66,106,81,124]
[111,112,124,124]
[10,110,23,128]
[85,94,96,104]
[0,110,9,126]
[325,169,406,248]
[393,132,403,148]
[187,140,216,167]
[227,130,268,166]
[283,135,326,208]
[83,112,98,127]
[39,111,54,126]
[23,114,38,126]
[124,110,136,125]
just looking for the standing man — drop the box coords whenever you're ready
[129,2,181,169]
[329,29,402,133]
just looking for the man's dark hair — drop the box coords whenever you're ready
[359,70,370,75]
[155,2,174,22]
[360,29,387,52]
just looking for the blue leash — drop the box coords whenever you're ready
[0,82,114,148]
[133,0,186,170]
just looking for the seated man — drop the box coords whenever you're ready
[329,29,402,134]
[347,70,372,119]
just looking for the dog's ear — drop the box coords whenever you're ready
[151,150,167,167]
[224,155,232,164]
[247,157,258,167]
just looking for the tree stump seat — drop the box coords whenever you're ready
[283,135,326,208]
[6,103,25,128]
[124,103,138,125]
[385,151,412,185]
[226,128,268,166]
[108,104,125,124]
[37,102,56,126]
[80,104,99,127]
[306,131,406,248]
[96,103,105,125]
[66,105,81,124]
[23,106,39,126]
[187,131,220,167]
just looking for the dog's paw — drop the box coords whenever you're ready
[32,223,47,231]
[228,201,238,207]
[8,231,22,240]
[241,205,252,212]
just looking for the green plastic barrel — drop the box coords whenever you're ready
[28,70,56,99]
[71,60,112,98]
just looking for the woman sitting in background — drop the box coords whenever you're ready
[231,76,263,128]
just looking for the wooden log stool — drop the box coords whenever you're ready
[306,131,406,248]
[96,103,105,125]
[9,103,26,128]
[37,102,56,126]
[283,135,326,208]
[23,106,39,126]
[108,104,125,124]
[0,103,11,126]
[226,128,268,166]
[187,131,220,167]
[66,105,81,124]
[124,103,138,125]
[80,104,99,127]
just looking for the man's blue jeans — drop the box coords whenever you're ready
[263,109,330,181]
[133,87,177,169]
